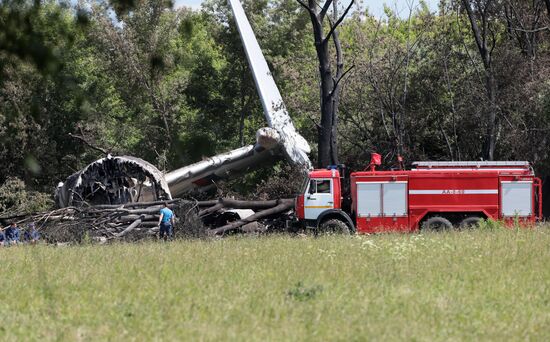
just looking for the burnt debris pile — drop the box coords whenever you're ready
[1,198,295,243]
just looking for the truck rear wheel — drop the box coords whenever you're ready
[460,216,483,229]
[422,216,453,231]
[319,219,351,235]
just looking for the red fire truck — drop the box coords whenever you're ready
[295,157,542,233]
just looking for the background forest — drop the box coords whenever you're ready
[1,0,550,213]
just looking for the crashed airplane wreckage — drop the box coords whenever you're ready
[56,0,311,209]
[55,127,295,207]
[45,0,311,239]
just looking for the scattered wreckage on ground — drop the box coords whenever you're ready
[3,198,296,243]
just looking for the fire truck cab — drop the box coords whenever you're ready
[296,161,542,233]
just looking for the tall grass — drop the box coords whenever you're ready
[1,228,549,341]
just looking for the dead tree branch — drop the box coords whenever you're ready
[68,133,109,155]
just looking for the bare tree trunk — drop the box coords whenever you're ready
[444,56,461,160]
[318,39,336,167]
[330,0,344,165]
[462,0,498,160]
[483,70,497,160]
[297,0,354,168]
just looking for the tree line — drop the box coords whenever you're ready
[1,0,550,210]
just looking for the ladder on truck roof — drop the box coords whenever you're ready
[412,161,531,170]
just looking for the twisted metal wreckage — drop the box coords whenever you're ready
[46,0,312,239]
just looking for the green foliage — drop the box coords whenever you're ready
[477,218,506,231]
[0,0,82,76]
[252,163,306,200]
[0,177,53,216]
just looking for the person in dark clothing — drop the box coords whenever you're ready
[23,223,40,244]
[5,223,20,245]
[158,202,175,241]
[0,230,5,247]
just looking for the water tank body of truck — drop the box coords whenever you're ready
[298,160,542,233]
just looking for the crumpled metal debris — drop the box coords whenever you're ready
[55,155,171,208]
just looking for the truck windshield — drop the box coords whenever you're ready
[300,176,309,194]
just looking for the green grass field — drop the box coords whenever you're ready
[1,228,549,341]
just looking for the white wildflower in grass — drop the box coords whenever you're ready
[361,239,378,250]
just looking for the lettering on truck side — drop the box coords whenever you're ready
[442,190,464,195]
[409,189,498,195]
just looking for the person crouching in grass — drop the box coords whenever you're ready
[4,223,20,246]
[23,223,40,245]
[158,202,175,241]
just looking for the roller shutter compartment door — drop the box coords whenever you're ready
[357,183,381,217]
[383,182,407,217]
[501,181,532,217]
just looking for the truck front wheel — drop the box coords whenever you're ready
[319,219,351,235]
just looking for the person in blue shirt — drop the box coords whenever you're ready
[4,223,20,245]
[158,202,175,241]
[0,230,5,247]
[23,223,40,244]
